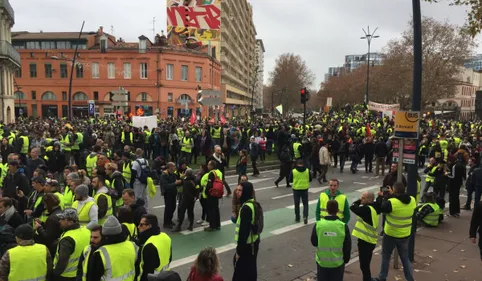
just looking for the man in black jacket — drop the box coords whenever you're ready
[122,189,147,226]
[3,160,30,214]
[207,145,231,196]
[469,200,482,261]
[448,156,466,217]
[374,137,388,176]
[159,162,181,229]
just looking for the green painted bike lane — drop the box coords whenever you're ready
[170,186,380,265]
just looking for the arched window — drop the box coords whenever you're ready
[179,94,191,102]
[14,91,26,100]
[136,92,151,102]
[41,91,57,100]
[73,92,88,100]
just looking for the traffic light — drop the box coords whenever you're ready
[300,87,309,104]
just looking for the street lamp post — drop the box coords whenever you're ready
[361,26,379,106]
[67,21,85,120]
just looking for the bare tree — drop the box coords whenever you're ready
[424,0,482,37]
[268,53,315,112]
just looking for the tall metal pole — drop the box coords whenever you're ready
[361,26,379,106]
[68,21,85,120]
[408,0,423,262]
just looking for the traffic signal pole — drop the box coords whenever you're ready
[303,100,306,126]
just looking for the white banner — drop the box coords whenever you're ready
[132,116,157,131]
[368,101,400,112]
[326,97,332,107]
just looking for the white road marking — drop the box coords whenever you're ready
[309,186,328,193]
[355,185,379,193]
[286,199,318,209]
[271,193,292,200]
[170,243,237,269]
[180,220,233,235]
[225,169,279,179]
[361,176,369,179]
[270,218,316,235]
[353,182,367,185]
[153,202,179,209]
[255,185,277,191]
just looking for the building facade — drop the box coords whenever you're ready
[324,66,344,82]
[12,27,221,118]
[345,52,383,72]
[220,0,257,115]
[0,0,20,123]
[437,67,480,120]
[254,39,265,110]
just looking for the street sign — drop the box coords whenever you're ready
[88,100,95,116]
[392,139,417,164]
[326,97,332,107]
[198,97,223,106]
[199,90,221,97]
[394,111,420,139]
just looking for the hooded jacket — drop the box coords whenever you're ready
[236,182,258,256]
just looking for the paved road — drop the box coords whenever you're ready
[146,162,439,281]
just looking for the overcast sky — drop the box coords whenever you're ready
[11,0,479,88]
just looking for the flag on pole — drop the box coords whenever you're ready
[366,123,371,136]
[220,114,226,125]
[190,110,196,125]
[275,104,283,115]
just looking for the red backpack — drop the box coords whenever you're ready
[208,171,224,198]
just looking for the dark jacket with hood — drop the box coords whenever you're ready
[288,165,312,185]
[89,232,128,281]
[135,226,172,281]
[3,169,30,200]
[469,201,482,238]
[236,182,259,256]
[35,206,63,256]
[182,174,198,200]
[110,170,126,199]
[53,223,82,280]
[379,193,415,239]
[130,199,148,226]
[47,144,66,174]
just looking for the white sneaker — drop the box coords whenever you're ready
[201,222,209,226]
[196,219,204,224]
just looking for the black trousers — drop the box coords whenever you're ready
[293,189,308,220]
[358,239,376,281]
[448,184,461,215]
[275,162,292,185]
[365,154,373,172]
[163,193,177,225]
[479,236,482,260]
[233,240,259,281]
[251,156,259,175]
[200,197,208,221]
[207,197,220,229]
[316,263,344,281]
[177,197,195,225]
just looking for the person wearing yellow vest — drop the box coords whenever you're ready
[71,184,99,230]
[376,182,416,281]
[144,126,152,159]
[422,158,437,199]
[78,224,103,281]
[45,179,65,209]
[350,192,380,281]
[180,130,193,165]
[292,136,303,160]
[61,128,74,165]
[211,124,223,147]
[416,192,443,227]
[121,152,133,183]
[233,182,260,281]
[118,206,138,241]
[121,125,134,147]
[316,179,350,223]
[311,200,351,281]
[22,176,48,224]
[289,159,312,224]
[85,147,100,177]
[0,224,52,280]
[18,131,30,165]
[33,193,64,256]
[88,216,138,281]
[65,172,82,209]
[137,214,172,281]
[92,175,113,226]
[53,208,91,281]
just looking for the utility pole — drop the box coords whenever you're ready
[156,53,161,114]
[408,0,423,262]
[361,26,379,106]
[67,21,85,120]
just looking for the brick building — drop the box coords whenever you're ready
[11,27,221,118]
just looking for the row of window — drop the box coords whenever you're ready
[17,62,204,82]
[13,41,88,50]
[14,90,192,103]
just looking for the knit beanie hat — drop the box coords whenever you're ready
[102,216,122,235]
[75,184,89,198]
[15,224,34,240]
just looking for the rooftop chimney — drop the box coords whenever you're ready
[99,26,104,35]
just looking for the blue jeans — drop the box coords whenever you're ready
[378,235,414,281]
[351,155,358,171]
[339,154,346,171]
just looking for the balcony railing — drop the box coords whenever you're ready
[0,40,21,67]
[0,0,14,23]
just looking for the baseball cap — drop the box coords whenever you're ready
[57,208,79,222]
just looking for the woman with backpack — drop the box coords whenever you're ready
[233,181,260,281]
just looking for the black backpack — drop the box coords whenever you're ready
[251,201,264,235]
[148,271,181,281]
[135,159,151,184]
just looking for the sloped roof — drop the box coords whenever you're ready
[11,31,97,40]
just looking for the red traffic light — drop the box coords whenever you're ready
[300,88,306,94]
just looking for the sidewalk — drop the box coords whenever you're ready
[292,209,480,281]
